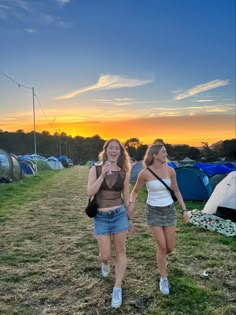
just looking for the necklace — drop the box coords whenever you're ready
[152,165,164,172]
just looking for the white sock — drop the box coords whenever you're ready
[161,277,168,281]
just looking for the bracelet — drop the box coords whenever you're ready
[128,218,133,221]
[181,209,187,214]
[129,201,135,204]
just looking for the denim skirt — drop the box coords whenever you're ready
[146,203,176,227]
[94,205,129,235]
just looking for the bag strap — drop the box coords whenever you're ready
[89,165,99,201]
[95,165,99,178]
[147,167,172,193]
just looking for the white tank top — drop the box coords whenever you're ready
[145,179,173,207]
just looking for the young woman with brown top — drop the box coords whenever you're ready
[87,138,131,309]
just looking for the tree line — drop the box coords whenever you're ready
[0,130,235,164]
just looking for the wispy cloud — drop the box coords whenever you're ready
[55,0,72,6]
[115,98,135,102]
[149,104,233,116]
[0,0,72,30]
[56,74,153,99]
[194,99,214,102]
[205,108,226,113]
[94,97,136,106]
[25,28,36,34]
[175,79,230,100]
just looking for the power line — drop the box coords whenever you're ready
[1,71,63,159]
[1,71,38,173]
[34,93,59,133]
[1,71,60,134]
[1,72,32,89]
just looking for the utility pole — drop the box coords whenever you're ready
[32,87,37,175]
[59,128,62,156]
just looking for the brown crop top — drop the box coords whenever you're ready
[95,165,126,209]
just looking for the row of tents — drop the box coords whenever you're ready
[130,161,236,199]
[131,161,236,217]
[130,161,236,223]
[1,150,235,227]
[1,149,235,202]
[188,171,236,236]
[0,149,73,183]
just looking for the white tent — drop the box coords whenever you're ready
[202,171,236,215]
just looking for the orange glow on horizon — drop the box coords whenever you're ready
[2,114,235,147]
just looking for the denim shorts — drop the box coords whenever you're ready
[94,205,129,235]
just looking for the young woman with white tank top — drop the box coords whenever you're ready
[128,143,189,295]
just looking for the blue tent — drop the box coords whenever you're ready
[176,166,212,201]
[209,173,227,191]
[130,161,177,184]
[57,155,73,168]
[194,162,236,177]
[130,161,144,184]
[47,156,64,170]
[19,160,35,175]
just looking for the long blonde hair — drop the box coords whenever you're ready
[98,138,131,172]
[143,144,164,167]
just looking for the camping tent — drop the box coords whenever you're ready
[0,149,23,183]
[194,162,236,177]
[209,173,227,191]
[179,157,196,166]
[18,154,51,171]
[130,161,144,184]
[57,155,73,167]
[19,160,35,175]
[47,156,64,170]
[202,171,236,222]
[130,160,177,184]
[175,166,212,201]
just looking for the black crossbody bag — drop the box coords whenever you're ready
[85,166,99,218]
[147,167,177,202]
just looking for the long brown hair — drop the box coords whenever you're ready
[143,144,164,166]
[98,138,131,172]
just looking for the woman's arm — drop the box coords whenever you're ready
[170,167,189,224]
[87,165,105,197]
[122,171,130,209]
[128,170,146,219]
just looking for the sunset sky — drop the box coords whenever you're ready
[0,0,235,147]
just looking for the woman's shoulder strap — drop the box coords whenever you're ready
[95,164,102,177]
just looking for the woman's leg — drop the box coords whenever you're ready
[113,231,127,287]
[151,227,167,277]
[163,226,176,255]
[96,234,111,264]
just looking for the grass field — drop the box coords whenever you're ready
[0,166,235,315]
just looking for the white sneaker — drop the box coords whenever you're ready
[101,262,110,278]
[111,287,122,308]
[160,277,170,295]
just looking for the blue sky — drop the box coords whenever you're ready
[0,0,235,146]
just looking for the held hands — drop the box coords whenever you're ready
[127,203,134,220]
